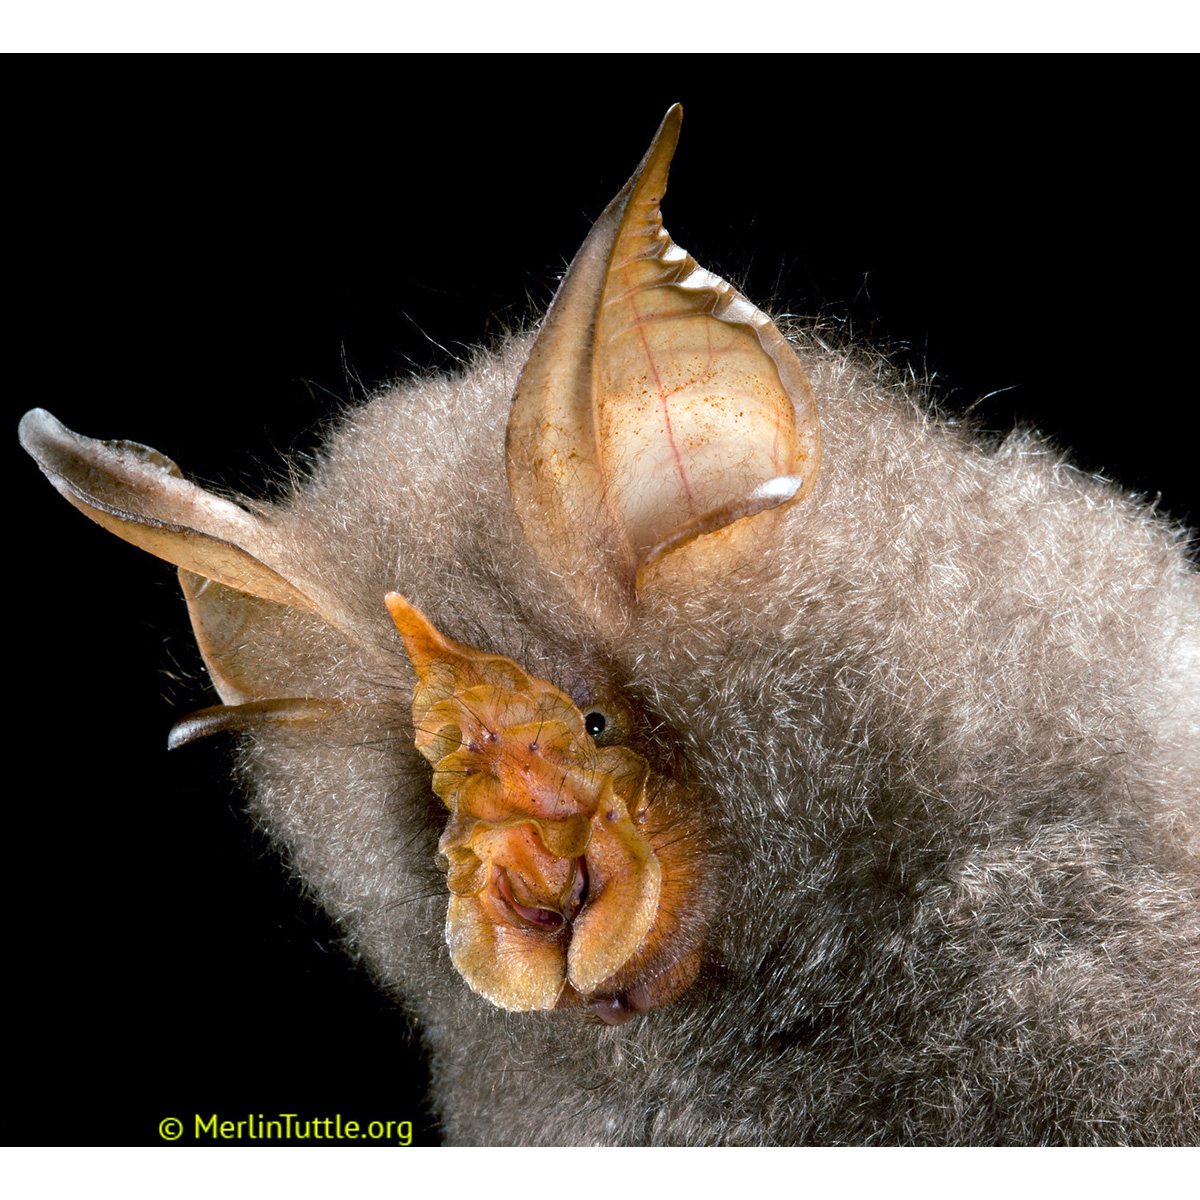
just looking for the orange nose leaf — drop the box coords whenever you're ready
[446,893,567,1011]
[388,591,670,1011]
[569,798,662,994]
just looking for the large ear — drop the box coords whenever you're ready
[505,104,820,620]
[19,408,348,709]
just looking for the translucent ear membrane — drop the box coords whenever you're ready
[505,103,820,614]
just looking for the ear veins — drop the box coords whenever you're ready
[504,103,821,616]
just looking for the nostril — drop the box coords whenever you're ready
[514,904,566,932]
[495,869,567,932]
[565,857,588,922]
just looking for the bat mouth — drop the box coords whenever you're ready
[490,854,678,1024]
[475,818,704,1025]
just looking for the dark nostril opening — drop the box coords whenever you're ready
[495,869,567,932]
[566,857,588,922]
[520,906,566,932]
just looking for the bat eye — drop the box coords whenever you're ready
[581,693,633,746]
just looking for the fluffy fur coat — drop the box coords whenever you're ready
[15,82,1198,1147]
[225,318,1199,1144]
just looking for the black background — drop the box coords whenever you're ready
[9,57,1195,1146]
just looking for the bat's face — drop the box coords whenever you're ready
[20,106,824,1025]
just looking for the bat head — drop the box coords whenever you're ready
[18,105,820,1023]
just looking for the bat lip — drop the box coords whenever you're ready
[589,986,653,1026]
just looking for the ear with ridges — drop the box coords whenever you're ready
[19,407,361,715]
[19,407,345,624]
[505,103,821,622]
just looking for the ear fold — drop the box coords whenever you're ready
[19,407,349,711]
[179,569,338,705]
[505,104,820,618]
[19,408,325,613]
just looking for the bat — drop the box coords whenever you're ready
[14,79,1195,1147]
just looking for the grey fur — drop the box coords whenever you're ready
[19,117,1199,1144]
[216,320,1197,1145]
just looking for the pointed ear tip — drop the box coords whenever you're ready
[650,104,683,158]
[385,592,437,648]
[17,407,61,454]
[384,591,414,621]
[19,406,53,425]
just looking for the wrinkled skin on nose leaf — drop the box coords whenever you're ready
[386,593,705,1018]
